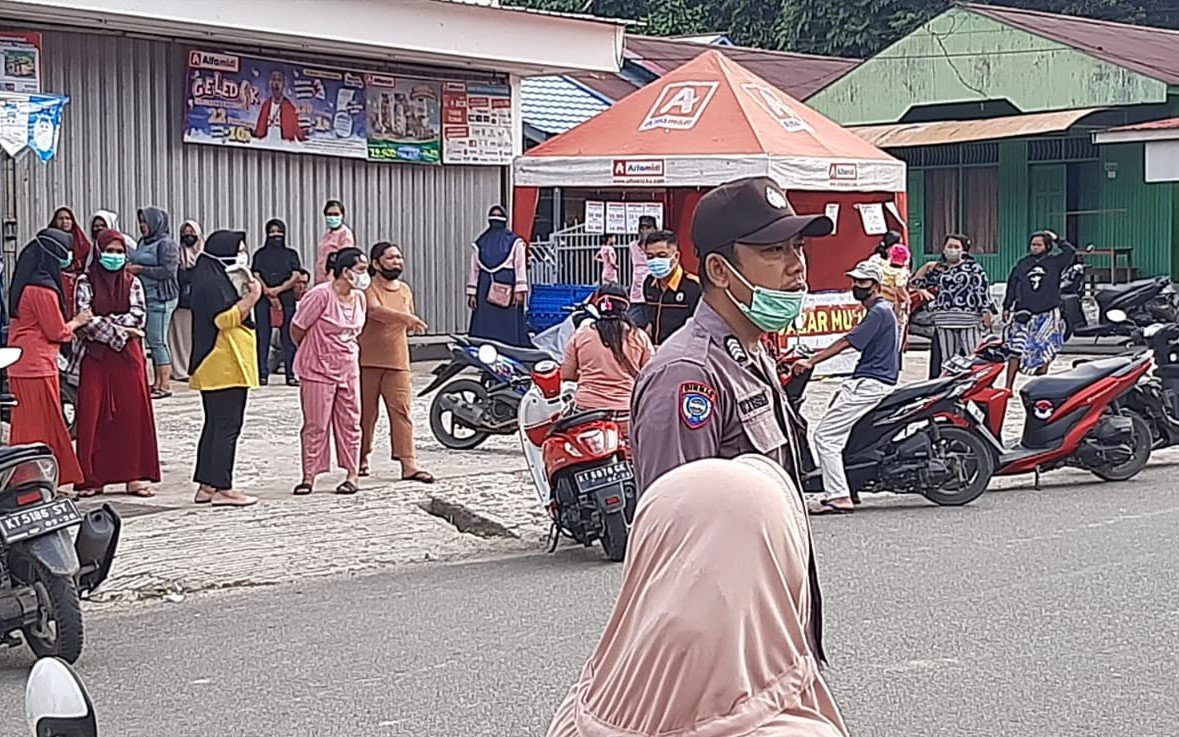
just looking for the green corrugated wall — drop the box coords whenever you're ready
[1099,143,1175,279]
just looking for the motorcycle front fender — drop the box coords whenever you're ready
[14,529,80,578]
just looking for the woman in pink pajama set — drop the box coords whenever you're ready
[290,247,369,495]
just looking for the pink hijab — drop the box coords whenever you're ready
[546,456,848,737]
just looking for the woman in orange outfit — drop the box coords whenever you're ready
[7,229,94,488]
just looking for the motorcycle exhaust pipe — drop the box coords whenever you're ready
[437,393,488,429]
[74,503,121,596]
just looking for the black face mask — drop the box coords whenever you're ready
[266,234,285,248]
[852,286,874,302]
[180,234,199,247]
[379,267,403,281]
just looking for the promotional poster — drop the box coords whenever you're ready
[365,73,442,165]
[184,50,368,159]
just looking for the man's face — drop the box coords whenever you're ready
[380,246,404,272]
[852,278,878,297]
[643,239,678,269]
[707,236,807,305]
[269,71,285,99]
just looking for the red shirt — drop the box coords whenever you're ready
[8,285,72,378]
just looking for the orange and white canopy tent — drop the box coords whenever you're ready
[513,50,905,192]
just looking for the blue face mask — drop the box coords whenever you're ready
[325,215,343,230]
[647,257,674,279]
[58,254,72,268]
[99,252,126,271]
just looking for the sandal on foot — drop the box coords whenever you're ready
[335,480,359,495]
[125,485,155,498]
[211,490,258,507]
[293,483,313,496]
[193,488,214,504]
[809,500,854,516]
[150,388,173,399]
[358,465,370,478]
[401,470,436,485]
[76,488,104,499]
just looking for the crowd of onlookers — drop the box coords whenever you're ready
[3,199,435,507]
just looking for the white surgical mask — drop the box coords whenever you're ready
[349,271,371,291]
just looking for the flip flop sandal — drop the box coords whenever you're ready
[335,480,359,495]
[401,471,436,485]
[193,490,214,504]
[810,501,854,516]
[151,389,173,399]
[75,489,104,498]
[358,465,370,477]
[211,493,258,507]
[293,483,313,496]
[125,486,155,498]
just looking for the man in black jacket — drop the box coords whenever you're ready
[1001,229,1076,388]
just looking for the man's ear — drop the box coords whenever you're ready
[704,253,730,290]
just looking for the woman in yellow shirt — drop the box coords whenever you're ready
[188,230,263,507]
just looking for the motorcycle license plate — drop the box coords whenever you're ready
[0,499,81,544]
[964,401,986,424]
[575,463,634,492]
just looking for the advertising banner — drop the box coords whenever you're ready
[0,92,68,162]
[441,81,513,165]
[365,73,441,165]
[777,291,865,377]
[0,32,41,93]
[184,50,367,159]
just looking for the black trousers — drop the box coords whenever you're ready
[254,300,296,381]
[194,387,247,490]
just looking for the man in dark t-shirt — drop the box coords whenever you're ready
[792,259,898,513]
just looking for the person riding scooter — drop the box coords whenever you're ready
[792,260,899,514]
[560,282,654,436]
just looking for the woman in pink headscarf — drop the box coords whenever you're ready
[546,455,847,737]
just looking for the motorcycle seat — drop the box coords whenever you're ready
[873,377,956,410]
[550,409,612,435]
[1094,277,1164,308]
[0,443,55,470]
[1020,356,1134,402]
[471,339,553,367]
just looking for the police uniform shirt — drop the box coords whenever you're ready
[629,298,825,662]
[642,266,703,346]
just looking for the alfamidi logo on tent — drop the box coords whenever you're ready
[741,84,812,134]
[639,82,719,132]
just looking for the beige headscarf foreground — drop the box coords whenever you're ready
[546,456,847,737]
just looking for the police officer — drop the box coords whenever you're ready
[630,175,834,661]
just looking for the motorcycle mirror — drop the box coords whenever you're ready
[26,658,98,737]
[0,346,23,371]
[477,344,499,365]
[1106,309,1129,324]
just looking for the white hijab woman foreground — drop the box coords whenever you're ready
[547,456,848,737]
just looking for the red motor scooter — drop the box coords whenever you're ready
[941,330,1155,486]
[518,361,636,562]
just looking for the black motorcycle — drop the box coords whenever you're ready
[418,336,553,450]
[0,443,120,663]
[1062,246,1178,340]
[1103,310,1179,450]
[777,346,995,506]
[0,349,76,441]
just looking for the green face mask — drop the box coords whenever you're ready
[99,252,127,271]
[724,259,807,333]
[58,254,72,268]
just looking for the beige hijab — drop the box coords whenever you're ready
[546,456,847,737]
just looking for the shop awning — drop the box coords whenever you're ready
[0,0,625,76]
[1093,117,1179,144]
[851,108,1105,148]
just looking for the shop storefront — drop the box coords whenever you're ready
[0,0,623,332]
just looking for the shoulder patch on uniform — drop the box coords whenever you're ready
[679,381,717,430]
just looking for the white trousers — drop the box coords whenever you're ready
[812,378,891,501]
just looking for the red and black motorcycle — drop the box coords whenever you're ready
[517,361,636,562]
[941,333,1155,486]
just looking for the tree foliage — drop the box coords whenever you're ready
[505,0,1179,57]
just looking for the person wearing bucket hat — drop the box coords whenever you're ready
[792,259,899,514]
[629,175,833,663]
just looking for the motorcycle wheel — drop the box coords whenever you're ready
[599,512,628,562]
[61,380,78,440]
[923,426,995,506]
[1090,412,1152,482]
[18,558,84,663]
[428,378,492,450]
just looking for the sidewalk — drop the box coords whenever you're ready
[88,353,1066,602]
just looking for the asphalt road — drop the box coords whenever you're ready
[1,462,1178,737]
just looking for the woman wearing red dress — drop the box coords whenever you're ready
[7,229,93,488]
[49,206,92,320]
[72,230,161,497]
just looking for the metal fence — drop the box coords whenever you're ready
[529,223,638,287]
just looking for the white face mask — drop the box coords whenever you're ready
[235,252,249,267]
[349,271,371,291]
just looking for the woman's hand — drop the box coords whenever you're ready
[68,309,94,330]
[467,295,477,310]
[916,289,935,301]
[514,292,526,308]
[982,312,994,330]
[125,263,144,276]
[409,316,428,333]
